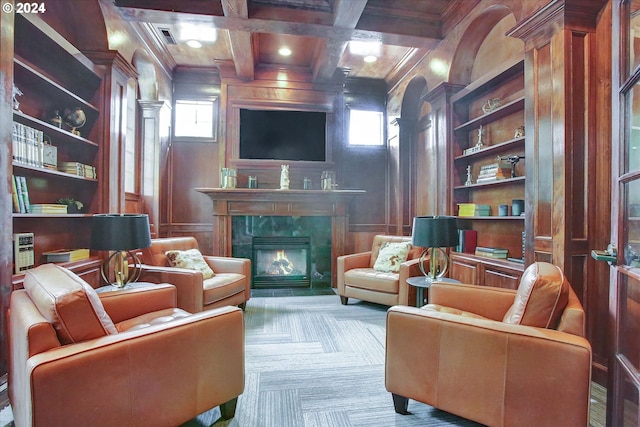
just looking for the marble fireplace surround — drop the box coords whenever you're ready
[195,188,365,285]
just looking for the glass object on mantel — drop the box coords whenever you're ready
[321,171,336,190]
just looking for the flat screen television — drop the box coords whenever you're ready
[239,109,327,161]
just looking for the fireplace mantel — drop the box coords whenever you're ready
[195,188,365,285]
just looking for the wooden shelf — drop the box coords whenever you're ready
[13,162,98,182]
[454,137,525,161]
[13,213,93,218]
[453,97,525,132]
[14,58,100,116]
[454,176,525,190]
[13,110,99,148]
[451,58,524,103]
[455,215,524,220]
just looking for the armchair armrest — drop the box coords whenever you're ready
[337,251,373,295]
[385,305,591,427]
[137,265,203,313]
[25,306,245,427]
[99,283,177,323]
[397,258,423,305]
[204,256,251,276]
[429,282,516,321]
[338,251,373,272]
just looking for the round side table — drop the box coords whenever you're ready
[406,276,461,307]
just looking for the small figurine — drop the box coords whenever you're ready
[465,165,473,186]
[12,84,23,112]
[280,164,290,190]
[514,126,525,138]
[475,125,485,148]
[482,98,501,114]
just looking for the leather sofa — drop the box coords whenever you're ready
[138,236,251,312]
[9,263,245,427]
[385,262,592,427]
[337,235,423,306]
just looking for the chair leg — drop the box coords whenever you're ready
[392,393,410,415]
[340,296,348,305]
[238,302,246,311]
[220,397,238,420]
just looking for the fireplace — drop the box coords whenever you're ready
[252,236,311,288]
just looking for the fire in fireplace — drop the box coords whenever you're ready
[252,236,311,288]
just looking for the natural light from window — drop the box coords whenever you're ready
[174,100,214,138]
[348,109,383,146]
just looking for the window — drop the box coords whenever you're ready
[174,99,217,141]
[124,78,137,193]
[348,109,384,146]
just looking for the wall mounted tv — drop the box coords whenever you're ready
[239,109,327,162]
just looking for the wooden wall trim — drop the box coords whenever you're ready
[0,4,14,376]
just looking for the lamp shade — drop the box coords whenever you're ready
[411,216,458,248]
[90,214,151,251]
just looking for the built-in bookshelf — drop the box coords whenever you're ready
[11,14,103,270]
[448,58,526,287]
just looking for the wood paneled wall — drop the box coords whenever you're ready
[164,69,389,255]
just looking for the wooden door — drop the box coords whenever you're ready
[608,1,640,425]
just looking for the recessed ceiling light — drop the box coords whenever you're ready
[364,55,378,63]
[186,40,202,48]
[278,46,292,57]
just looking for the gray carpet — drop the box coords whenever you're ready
[183,295,483,427]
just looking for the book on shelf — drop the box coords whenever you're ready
[58,161,97,179]
[457,203,491,217]
[43,248,90,263]
[13,232,35,274]
[12,122,45,168]
[11,175,21,213]
[456,229,478,253]
[29,203,68,214]
[475,246,509,259]
[12,175,30,213]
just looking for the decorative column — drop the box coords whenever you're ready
[508,0,610,383]
[423,83,464,216]
[138,100,170,237]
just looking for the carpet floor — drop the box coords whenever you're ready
[1,293,607,427]
[183,295,484,427]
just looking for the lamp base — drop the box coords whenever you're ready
[101,250,143,288]
[418,247,450,279]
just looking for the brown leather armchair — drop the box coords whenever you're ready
[385,262,592,427]
[337,235,423,306]
[8,263,244,427]
[138,236,251,312]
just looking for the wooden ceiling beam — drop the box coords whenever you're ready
[221,0,254,80]
[312,0,367,81]
[116,7,442,49]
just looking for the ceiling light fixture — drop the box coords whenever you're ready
[364,55,378,63]
[186,40,202,49]
[278,46,292,57]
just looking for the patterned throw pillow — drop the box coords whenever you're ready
[373,242,411,273]
[165,249,215,279]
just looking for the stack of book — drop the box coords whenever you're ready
[12,122,45,168]
[29,204,68,214]
[458,203,491,217]
[43,248,90,263]
[476,162,512,183]
[59,162,97,178]
[475,246,509,259]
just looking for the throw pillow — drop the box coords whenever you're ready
[24,263,117,344]
[165,249,215,279]
[503,262,569,328]
[373,242,411,273]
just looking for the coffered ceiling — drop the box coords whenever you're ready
[114,0,479,83]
